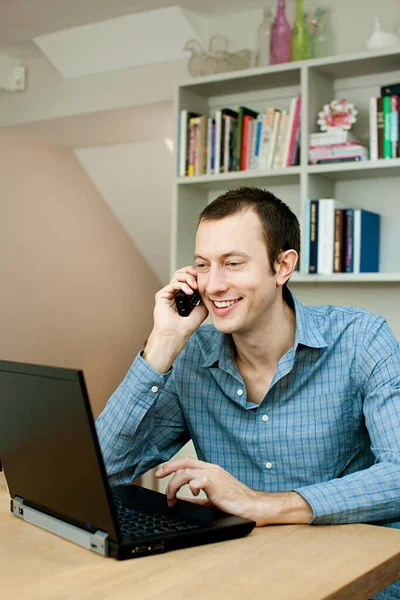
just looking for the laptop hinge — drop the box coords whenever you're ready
[12,496,109,556]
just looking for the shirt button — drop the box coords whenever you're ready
[262,415,269,422]
[151,386,159,393]
[265,462,272,469]
[237,389,244,396]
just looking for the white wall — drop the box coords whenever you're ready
[75,138,173,285]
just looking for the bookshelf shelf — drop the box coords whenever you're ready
[291,272,400,284]
[172,46,400,288]
[177,166,301,190]
[307,158,400,180]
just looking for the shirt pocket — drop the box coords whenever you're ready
[280,392,357,480]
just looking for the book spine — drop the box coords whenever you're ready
[359,210,380,273]
[268,111,281,169]
[241,115,252,171]
[274,111,288,169]
[313,156,366,164]
[390,95,399,159]
[206,117,212,175]
[309,200,319,274]
[259,107,275,169]
[317,200,333,275]
[188,118,196,176]
[254,114,264,169]
[353,209,361,274]
[223,116,231,173]
[369,97,378,161]
[344,209,354,273]
[377,97,384,159]
[303,199,311,274]
[334,209,344,273]
[214,110,222,175]
[383,95,391,159]
[246,119,255,170]
[288,96,301,166]
[283,98,297,167]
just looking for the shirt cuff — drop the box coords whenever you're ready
[132,350,173,389]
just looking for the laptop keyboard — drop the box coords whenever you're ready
[113,495,201,539]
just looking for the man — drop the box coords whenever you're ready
[96,187,400,599]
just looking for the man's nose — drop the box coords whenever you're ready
[205,268,229,296]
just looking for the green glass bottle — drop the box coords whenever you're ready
[291,0,310,61]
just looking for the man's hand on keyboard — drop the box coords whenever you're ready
[155,456,313,526]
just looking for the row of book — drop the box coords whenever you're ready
[308,130,369,165]
[177,95,301,177]
[369,82,400,160]
[304,199,380,275]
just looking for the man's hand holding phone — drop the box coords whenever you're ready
[142,266,208,374]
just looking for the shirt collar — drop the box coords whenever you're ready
[199,287,328,368]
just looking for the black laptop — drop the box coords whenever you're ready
[0,360,255,560]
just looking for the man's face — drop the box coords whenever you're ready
[194,209,279,336]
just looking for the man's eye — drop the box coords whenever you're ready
[195,263,207,270]
[227,262,242,267]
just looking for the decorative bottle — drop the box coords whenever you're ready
[270,0,291,65]
[310,7,333,58]
[291,0,310,61]
[256,6,273,66]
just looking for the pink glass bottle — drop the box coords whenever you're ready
[270,0,292,64]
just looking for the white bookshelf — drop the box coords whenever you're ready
[172,46,400,292]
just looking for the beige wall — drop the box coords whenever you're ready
[0,134,161,417]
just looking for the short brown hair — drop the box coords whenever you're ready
[198,187,300,276]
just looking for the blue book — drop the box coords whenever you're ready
[353,209,380,273]
[309,200,319,274]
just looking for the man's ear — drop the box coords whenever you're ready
[275,250,298,287]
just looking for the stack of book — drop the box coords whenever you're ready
[370,82,400,160]
[178,95,301,177]
[303,198,380,275]
[309,131,369,164]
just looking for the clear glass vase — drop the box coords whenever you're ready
[291,0,310,61]
[256,6,274,66]
[270,0,291,65]
[310,7,333,58]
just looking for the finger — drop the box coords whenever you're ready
[157,280,194,299]
[165,469,201,507]
[173,268,198,290]
[156,456,205,478]
[183,497,213,507]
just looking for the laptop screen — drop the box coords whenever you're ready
[0,360,119,541]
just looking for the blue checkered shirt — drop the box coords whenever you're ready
[96,290,400,600]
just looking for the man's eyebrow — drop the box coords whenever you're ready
[193,251,250,260]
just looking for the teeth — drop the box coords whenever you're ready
[214,300,238,308]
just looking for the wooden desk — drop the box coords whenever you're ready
[1,473,399,600]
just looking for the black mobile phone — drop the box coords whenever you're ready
[175,289,201,317]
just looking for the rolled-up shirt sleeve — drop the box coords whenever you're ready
[294,318,400,525]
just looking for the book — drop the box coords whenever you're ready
[353,209,380,273]
[274,110,289,169]
[381,82,400,97]
[377,97,384,159]
[312,155,368,164]
[303,199,311,274]
[179,110,200,176]
[334,209,345,273]
[220,109,238,173]
[317,199,344,275]
[282,97,297,167]
[369,97,378,161]
[344,209,354,273]
[235,106,259,171]
[267,110,281,169]
[390,95,399,159]
[309,200,319,274]
[383,95,391,159]
[259,107,276,169]
[288,95,301,166]
[310,130,358,146]
[241,115,253,171]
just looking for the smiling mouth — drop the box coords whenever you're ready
[212,299,241,308]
